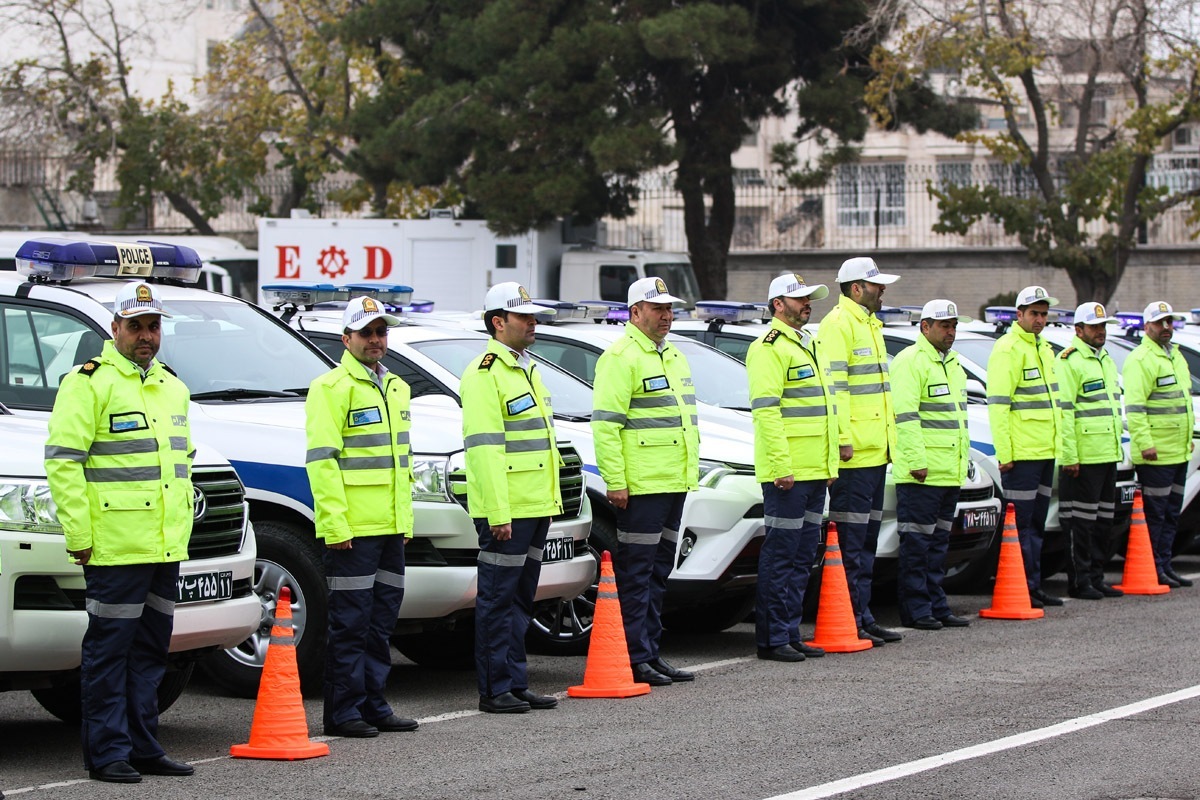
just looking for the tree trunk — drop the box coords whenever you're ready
[164,191,215,235]
[1065,258,1118,308]
[675,164,734,301]
[275,170,310,218]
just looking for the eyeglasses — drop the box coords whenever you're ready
[356,325,389,338]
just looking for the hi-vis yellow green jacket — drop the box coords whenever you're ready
[45,340,194,566]
[890,334,970,486]
[816,294,895,468]
[1123,337,1195,466]
[305,349,414,545]
[986,326,1062,464]
[1056,337,1123,466]
[746,317,838,483]
[592,325,700,494]
[460,338,562,526]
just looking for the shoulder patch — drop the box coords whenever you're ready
[79,359,102,377]
[159,362,178,377]
[479,353,496,371]
[763,329,781,345]
[1059,346,1075,360]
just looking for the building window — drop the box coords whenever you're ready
[936,162,974,188]
[836,163,906,228]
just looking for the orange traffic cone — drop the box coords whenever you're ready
[980,504,1044,620]
[1115,491,1170,595]
[804,523,872,653]
[568,551,652,698]
[230,587,330,760]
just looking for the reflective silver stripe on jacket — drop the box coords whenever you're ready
[395,432,410,445]
[630,396,679,408]
[1145,405,1189,415]
[1074,408,1116,418]
[306,446,339,463]
[848,363,886,376]
[895,411,920,424]
[505,417,549,431]
[1013,385,1048,396]
[1011,400,1053,410]
[343,433,392,447]
[465,432,506,448]
[84,466,161,482]
[783,386,826,399]
[624,415,683,430]
[169,437,188,451]
[781,406,828,418]
[506,438,552,453]
[174,464,189,478]
[478,551,527,567]
[918,402,957,412]
[88,438,158,456]
[752,397,781,409]
[592,410,628,425]
[45,444,88,462]
[338,456,394,470]
[848,383,888,395]
[987,395,1012,405]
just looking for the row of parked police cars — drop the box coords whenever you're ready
[0,235,1193,721]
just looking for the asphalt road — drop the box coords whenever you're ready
[4,557,1200,800]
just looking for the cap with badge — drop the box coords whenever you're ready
[1143,300,1187,324]
[1073,302,1116,325]
[768,272,829,302]
[1015,285,1058,308]
[920,299,972,322]
[343,295,401,331]
[627,276,684,307]
[836,256,899,285]
[114,281,172,318]
[482,281,551,316]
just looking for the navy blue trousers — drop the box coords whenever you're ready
[323,535,406,728]
[80,561,178,770]
[829,465,886,627]
[755,480,824,648]
[1060,461,1117,588]
[1136,462,1188,573]
[474,517,549,698]
[896,483,959,624]
[1001,459,1054,592]
[614,493,685,665]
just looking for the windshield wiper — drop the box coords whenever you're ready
[726,406,752,412]
[554,413,592,422]
[191,388,300,400]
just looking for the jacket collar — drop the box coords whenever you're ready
[916,332,957,365]
[101,340,160,378]
[625,322,673,354]
[1069,334,1107,360]
[1010,325,1041,346]
[837,294,880,328]
[339,348,391,384]
[768,316,813,349]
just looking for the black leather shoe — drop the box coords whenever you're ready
[1068,585,1104,600]
[937,614,971,628]
[632,662,672,686]
[89,761,141,783]
[1029,594,1044,609]
[130,755,193,777]
[863,622,903,642]
[323,718,380,738]
[367,714,419,732]
[791,641,826,658]
[512,688,558,710]
[1158,572,1181,588]
[479,691,531,713]
[911,616,943,630]
[648,657,694,682]
[1164,567,1194,587]
[1031,589,1063,606]
[757,644,805,662]
[1094,582,1124,597]
[857,627,884,645]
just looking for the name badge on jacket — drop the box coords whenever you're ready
[1157,374,1178,388]
[109,411,148,432]
[643,375,669,392]
[853,347,872,357]
[1023,367,1041,381]
[507,393,536,415]
[1082,379,1105,393]
[928,383,950,398]
[788,365,815,381]
[348,406,383,427]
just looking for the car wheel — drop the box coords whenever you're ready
[199,520,327,698]
[526,544,598,657]
[32,663,194,725]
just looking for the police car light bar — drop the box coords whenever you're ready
[901,305,924,324]
[1054,309,1074,326]
[16,238,203,283]
[527,300,591,322]
[1118,311,1185,331]
[877,306,911,325]
[405,300,435,313]
[340,283,415,307]
[983,306,1018,325]
[261,283,350,307]
[694,301,763,324]
[1191,309,1200,325]
[579,299,629,322]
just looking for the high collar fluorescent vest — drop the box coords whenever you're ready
[1056,336,1122,465]
[1123,337,1195,466]
[986,325,1062,464]
[890,335,970,486]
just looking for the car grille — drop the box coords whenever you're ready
[958,485,995,504]
[448,443,586,522]
[189,467,247,559]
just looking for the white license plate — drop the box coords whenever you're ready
[543,537,575,564]
[176,570,233,604]
[960,508,998,531]
[1120,485,1136,504]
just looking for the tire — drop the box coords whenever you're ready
[199,520,327,698]
[393,620,476,669]
[526,543,599,657]
[32,663,194,725]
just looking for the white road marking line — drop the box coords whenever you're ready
[765,683,1200,800]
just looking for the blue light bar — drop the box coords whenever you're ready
[1116,312,1143,331]
[901,305,924,324]
[984,306,1018,325]
[1054,309,1075,326]
[579,299,629,322]
[695,301,764,324]
[16,238,202,283]
[262,283,349,307]
[1192,308,1200,325]
[341,283,415,306]
[877,306,911,325]
[405,300,435,313]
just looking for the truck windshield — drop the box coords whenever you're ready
[150,300,333,398]
[645,262,700,306]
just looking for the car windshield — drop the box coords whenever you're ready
[407,337,595,418]
[145,299,332,397]
[668,335,752,409]
[645,263,700,306]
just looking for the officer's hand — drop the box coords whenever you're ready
[68,548,91,566]
[827,478,836,487]
[1142,447,1158,461]
[839,445,854,462]
[774,475,795,491]
[910,469,927,483]
[998,461,1014,473]
[327,540,352,550]
[490,523,513,541]
[1063,464,1080,477]
[607,489,629,510]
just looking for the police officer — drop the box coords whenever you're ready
[816,256,902,646]
[1123,301,1195,588]
[45,281,195,783]
[1056,302,1125,599]
[306,296,418,738]
[747,273,835,662]
[891,300,973,630]
[592,276,700,686]
[461,282,563,714]
[986,285,1064,608]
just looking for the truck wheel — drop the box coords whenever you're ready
[526,543,598,657]
[199,520,327,698]
[393,621,476,669]
[31,664,194,725]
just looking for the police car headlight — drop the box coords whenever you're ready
[0,480,62,533]
[698,460,735,488]
[410,456,453,502]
